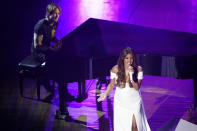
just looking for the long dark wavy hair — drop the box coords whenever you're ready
[116,47,138,88]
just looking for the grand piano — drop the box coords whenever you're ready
[56,18,197,106]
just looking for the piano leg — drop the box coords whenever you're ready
[19,72,24,97]
[36,77,40,100]
[96,76,108,90]
[194,77,197,109]
[78,80,82,97]
[76,80,87,102]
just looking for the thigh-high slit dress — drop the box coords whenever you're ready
[111,72,151,131]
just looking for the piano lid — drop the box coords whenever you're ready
[60,18,197,57]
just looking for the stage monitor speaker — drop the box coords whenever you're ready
[175,119,197,131]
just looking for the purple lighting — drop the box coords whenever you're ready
[56,0,197,40]
[46,0,196,130]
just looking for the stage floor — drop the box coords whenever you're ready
[0,74,195,131]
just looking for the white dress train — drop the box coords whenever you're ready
[111,72,151,131]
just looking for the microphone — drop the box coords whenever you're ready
[129,65,134,83]
[129,65,138,82]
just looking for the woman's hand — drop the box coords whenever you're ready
[128,66,134,74]
[97,93,107,102]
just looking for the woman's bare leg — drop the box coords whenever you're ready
[132,115,138,131]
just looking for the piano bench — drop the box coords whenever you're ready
[18,54,46,100]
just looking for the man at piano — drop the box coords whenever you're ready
[31,3,72,120]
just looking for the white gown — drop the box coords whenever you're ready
[111,72,151,131]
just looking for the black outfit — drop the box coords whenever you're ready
[32,18,69,116]
[31,18,58,62]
